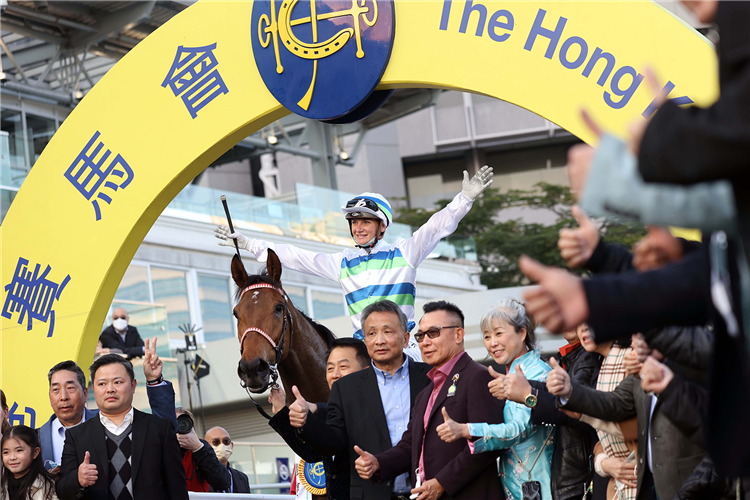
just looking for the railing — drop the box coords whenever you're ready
[189,494,292,499]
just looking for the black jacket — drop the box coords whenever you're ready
[183,438,232,492]
[209,464,251,493]
[531,349,601,500]
[99,325,145,359]
[57,409,188,500]
[300,360,432,500]
[270,404,350,500]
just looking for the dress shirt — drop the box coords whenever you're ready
[51,414,85,465]
[99,407,134,436]
[373,356,412,493]
[418,351,465,481]
[117,330,127,343]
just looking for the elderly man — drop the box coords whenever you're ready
[293,300,432,500]
[39,338,175,472]
[355,301,506,500]
[99,307,145,359]
[205,426,251,493]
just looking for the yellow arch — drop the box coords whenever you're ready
[0,0,717,419]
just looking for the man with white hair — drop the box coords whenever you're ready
[215,166,494,360]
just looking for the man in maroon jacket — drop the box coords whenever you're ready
[354,301,506,500]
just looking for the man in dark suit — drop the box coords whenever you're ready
[40,338,176,472]
[205,426,251,493]
[554,367,705,500]
[355,301,506,500]
[293,300,432,500]
[268,337,372,500]
[57,354,188,500]
[99,308,145,359]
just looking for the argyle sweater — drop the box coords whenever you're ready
[104,424,133,500]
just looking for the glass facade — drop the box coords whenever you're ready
[198,274,234,342]
[150,267,192,342]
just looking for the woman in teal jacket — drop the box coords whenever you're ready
[437,299,554,500]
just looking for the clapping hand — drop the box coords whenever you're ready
[436,408,469,443]
[143,337,163,382]
[546,358,572,398]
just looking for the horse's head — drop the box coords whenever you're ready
[232,249,292,393]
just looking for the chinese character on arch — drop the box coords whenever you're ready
[162,43,229,119]
[64,131,134,221]
[2,257,71,338]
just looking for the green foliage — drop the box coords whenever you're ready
[396,183,646,289]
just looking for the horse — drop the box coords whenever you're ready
[232,249,334,408]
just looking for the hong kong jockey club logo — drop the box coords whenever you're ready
[251,0,395,120]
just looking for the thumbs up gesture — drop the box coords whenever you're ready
[520,255,589,333]
[504,365,533,404]
[288,386,309,428]
[546,358,572,398]
[78,451,98,487]
[436,407,470,443]
[353,445,380,479]
[558,206,600,268]
[487,366,508,400]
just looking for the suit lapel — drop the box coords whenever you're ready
[427,353,469,426]
[361,369,391,445]
[131,409,147,481]
[408,362,429,409]
[89,416,109,487]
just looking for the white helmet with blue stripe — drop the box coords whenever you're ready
[341,193,392,228]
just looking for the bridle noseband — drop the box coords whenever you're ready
[236,282,295,419]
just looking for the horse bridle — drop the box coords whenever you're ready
[236,282,295,419]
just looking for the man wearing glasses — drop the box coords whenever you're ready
[292,300,431,500]
[355,301,505,500]
[204,427,250,494]
[215,166,494,361]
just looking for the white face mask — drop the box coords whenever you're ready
[112,318,128,331]
[212,443,233,462]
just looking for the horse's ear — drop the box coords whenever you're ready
[266,249,283,282]
[231,254,249,288]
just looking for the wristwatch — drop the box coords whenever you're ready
[524,388,539,408]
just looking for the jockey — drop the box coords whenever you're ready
[214,166,494,361]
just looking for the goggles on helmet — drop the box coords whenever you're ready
[343,198,390,226]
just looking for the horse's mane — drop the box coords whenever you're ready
[235,268,337,348]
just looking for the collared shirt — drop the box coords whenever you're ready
[51,414,85,465]
[418,351,465,481]
[373,356,411,493]
[118,330,127,343]
[99,407,134,436]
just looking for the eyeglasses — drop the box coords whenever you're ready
[210,438,232,446]
[414,325,460,343]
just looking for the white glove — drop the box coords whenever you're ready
[461,165,494,200]
[214,225,252,251]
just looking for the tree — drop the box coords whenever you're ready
[396,183,646,289]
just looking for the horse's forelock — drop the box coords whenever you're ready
[233,270,282,302]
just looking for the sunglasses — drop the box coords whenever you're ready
[210,438,232,446]
[413,325,460,343]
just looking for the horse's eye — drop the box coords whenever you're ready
[275,304,284,314]
[233,310,238,319]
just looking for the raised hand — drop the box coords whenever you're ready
[632,227,683,272]
[288,386,309,428]
[410,478,445,500]
[640,356,674,394]
[520,256,589,333]
[436,408,469,443]
[461,165,494,200]
[214,225,251,251]
[546,358,572,398]
[78,451,98,487]
[558,206,600,268]
[504,365,532,404]
[143,337,163,382]
[353,445,380,480]
[268,386,286,415]
[487,366,507,401]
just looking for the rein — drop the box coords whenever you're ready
[237,282,295,420]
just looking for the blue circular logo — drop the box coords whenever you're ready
[303,461,326,489]
[252,0,395,120]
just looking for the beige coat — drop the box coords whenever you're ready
[1,475,58,500]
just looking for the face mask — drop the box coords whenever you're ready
[113,318,128,331]
[212,443,233,462]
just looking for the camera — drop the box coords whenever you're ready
[176,413,194,435]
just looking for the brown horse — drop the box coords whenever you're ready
[232,249,334,406]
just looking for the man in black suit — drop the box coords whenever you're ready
[99,308,145,359]
[57,354,187,500]
[205,426,251,493]
[355,301,505,500]
[268,337,372,500]
[293,300,432,500]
